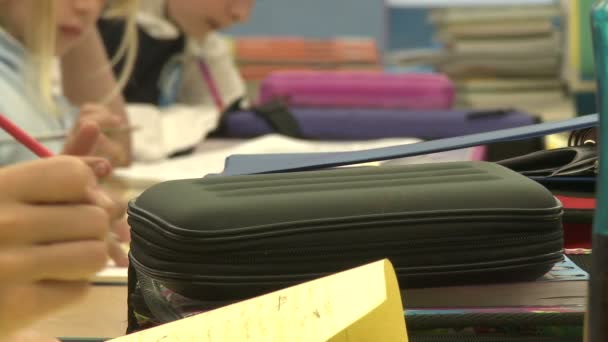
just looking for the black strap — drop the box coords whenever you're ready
[213,98,304,139]
[497,145,598,177]
[249,100,304,138]
[216,99,303,138]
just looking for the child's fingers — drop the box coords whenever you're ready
[0,157,99,204]
[80,156,113,179]
[0,241,109,283]
[62,120,101,156]
[0,281,89,335]
[95,135,129,166]
[0,204,110,246]
[108,217,131,267]
[111,216,131,243]
[79,111,123,129]
[107,234,129,267]
[88,183,126,223]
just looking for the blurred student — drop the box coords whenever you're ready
[0,0,138,166]
[99,0,254,161]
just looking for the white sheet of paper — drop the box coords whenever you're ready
[114,135,423,185]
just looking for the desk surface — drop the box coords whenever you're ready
[31,280,587,340]
[30,285,127,340]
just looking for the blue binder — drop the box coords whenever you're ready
[222,114,598,176]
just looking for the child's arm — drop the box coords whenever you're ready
[60,29,132,166]
[0,156,115,337]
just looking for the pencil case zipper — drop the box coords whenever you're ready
[130,229,563,264]
[128,203,563,243]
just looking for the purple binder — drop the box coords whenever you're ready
[222,108,537,140]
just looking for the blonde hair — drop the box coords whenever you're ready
[102,0,140,103]
[24,1,56,113]
[24,0,139,113]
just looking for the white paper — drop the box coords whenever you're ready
[114,135,422,184]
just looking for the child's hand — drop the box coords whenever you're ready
[62,123,131,267]
[71,103,131,166]
[0,157,114,336]
[103,196,130,268]
[62,120,101,157]
[71,159,131,267]
[82,158,130,267]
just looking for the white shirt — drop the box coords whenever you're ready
[126,0,247,161]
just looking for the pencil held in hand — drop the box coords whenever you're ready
[0,113,54,157]
[0,157,120,335]
[0,112,130,268]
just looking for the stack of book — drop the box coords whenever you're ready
[563,0,597,115]
[563,0,595,91]
[229,36,381,95]
[228,36,382,101]
[402,255,587,339]
[428,3,565,111]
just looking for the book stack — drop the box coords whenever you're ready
[563,0,595,91]
[429,3,566,111]
[563,0,598,115]
[402,255,587,340]
[232,36,381,82]
[387,0,565,112]
[229,36,382,98]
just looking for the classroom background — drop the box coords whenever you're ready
[33,0,602,340]
[222,0,594,122]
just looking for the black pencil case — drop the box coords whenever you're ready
[127,161,563,304]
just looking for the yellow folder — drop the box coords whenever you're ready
[109,259,408,342]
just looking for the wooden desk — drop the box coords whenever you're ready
[30,286,127,340]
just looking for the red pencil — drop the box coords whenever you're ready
[0,113,54,157]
